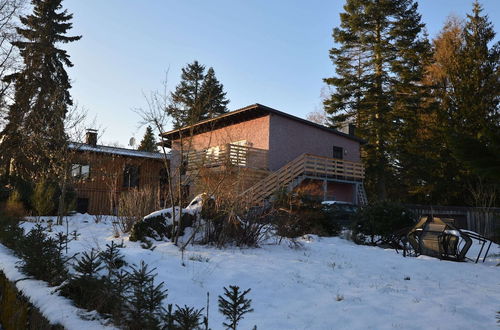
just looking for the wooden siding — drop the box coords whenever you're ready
[70,151,167,215]
[185,144,269,171]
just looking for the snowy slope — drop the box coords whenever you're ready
[2,214,499,330]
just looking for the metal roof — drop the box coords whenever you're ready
[69,143,169,160]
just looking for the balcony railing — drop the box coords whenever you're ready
[185,143,269,171]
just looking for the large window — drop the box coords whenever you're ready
[123,165,140,188]
[332,146,344,160]
[71,163,90,179]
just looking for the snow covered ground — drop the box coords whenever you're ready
[1,213,499,330]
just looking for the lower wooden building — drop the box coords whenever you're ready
[69,130,168,215]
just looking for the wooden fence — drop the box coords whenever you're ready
[406,204,500,242]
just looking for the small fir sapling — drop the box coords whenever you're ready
[173,304,205,330]
[218,286,254,330]
[73,249,104,277]
[124,261,167,329]
[162,304,176,329]
[0,215,24,251]
[17,224,68,285]
[99,241,127,277]
[61,249,108,311]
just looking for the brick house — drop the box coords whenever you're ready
[69,130,168,214]
[161,104,366,205]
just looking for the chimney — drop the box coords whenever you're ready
[348,123,356,136]
[85,129,98,146]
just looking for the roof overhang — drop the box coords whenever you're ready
[160,103,365,144]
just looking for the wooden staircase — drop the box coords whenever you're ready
[356,183,368,206]
[242,153,365,206]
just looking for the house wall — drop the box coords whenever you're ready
[170,115,271,171]
[268,114,361,171]
[71,152,166,214]
[172,115,271,151]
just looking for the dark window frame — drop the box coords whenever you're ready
[71,163,90,180]
[332,146,344,160]
[123,164,140,188]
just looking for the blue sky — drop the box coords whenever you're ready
[62,0,500,146]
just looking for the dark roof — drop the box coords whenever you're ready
[68,143,168,160]
[160,103,364,143]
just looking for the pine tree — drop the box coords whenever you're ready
[0,0,80,180]
[137,125,158,152]
[323,0,430,200]
[167,61,229,129]
[218,286,253,330]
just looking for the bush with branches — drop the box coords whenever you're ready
[271,188,340,239]
[118,186,160,233]
[351,201,415,245]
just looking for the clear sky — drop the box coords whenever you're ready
[61,0,500,147]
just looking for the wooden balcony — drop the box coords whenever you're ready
[185,143,269,171]
[301,154,364,181]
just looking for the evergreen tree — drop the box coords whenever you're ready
[199,67,229,120]
[424,2,500,205]
[137,125,158,152]
[124,261,167,329]
[0,0,80,180]
[167,61,229,129]
[323,0,430,200]
[218,286,253,330]
[449,1,499,136]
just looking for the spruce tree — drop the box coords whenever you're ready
[167,61,229,129]
[0,0,80,180]
[323,0,430,200]
[424,2,500,204]
[124,261,167,329]
[199,67,229,120]
[218,286,253,330]
[168,60,206,129]
[137,125,158,152]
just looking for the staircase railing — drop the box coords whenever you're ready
[242,153,365,206]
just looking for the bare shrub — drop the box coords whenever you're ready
[117,186,159,233]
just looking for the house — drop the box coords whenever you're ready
[161,104,366,206]
[69,129,168,214]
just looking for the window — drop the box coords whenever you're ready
[71,164,90,179]
[332,146,343,160]
[159,168,168,187]
[76,198,89,214]
[123,165,140,188]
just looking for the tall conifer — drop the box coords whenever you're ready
[323,0,430,200]
[167,61,229,129]
[0,0,80,180]
[200,67,229,120]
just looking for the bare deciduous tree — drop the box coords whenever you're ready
[0,0,25,128]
